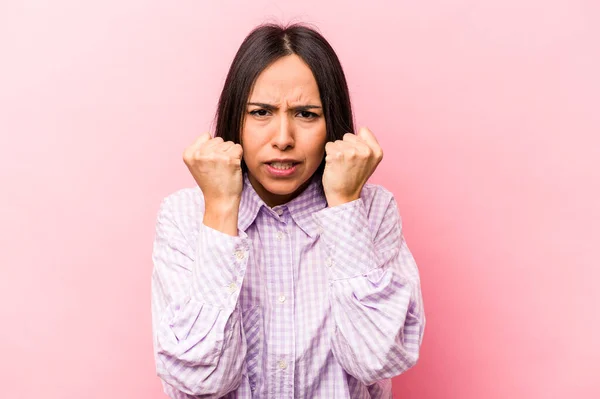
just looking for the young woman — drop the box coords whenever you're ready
[151,23,425,398]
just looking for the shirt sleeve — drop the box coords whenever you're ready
[151,195,251,398]
[312,189,426,385]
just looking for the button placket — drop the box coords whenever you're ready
[234,249,246,260]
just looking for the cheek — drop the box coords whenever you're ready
[316,124,327,156]
[240,135,265,167]
[308,140,326,161]
[242,119,271,142]
[241,143,257,163]
[316,146,326,161]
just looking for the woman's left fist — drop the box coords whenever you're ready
[322,127,383,207]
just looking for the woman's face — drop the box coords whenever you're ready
[241,54,327,207]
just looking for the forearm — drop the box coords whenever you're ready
[328,256,425,384]
[313,194,425,384]
[153,299,246,397]
[203,199,240,237]
[152,197,250,396]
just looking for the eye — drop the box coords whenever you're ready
[298,111,318,119]
[249,109,269,117]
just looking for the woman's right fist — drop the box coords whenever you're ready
[183,132,244,203]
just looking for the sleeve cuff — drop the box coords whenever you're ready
[191,223,251,309]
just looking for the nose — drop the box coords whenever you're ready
[271,114,295,151]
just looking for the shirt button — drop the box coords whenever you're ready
[326,257,334,267]
[227,282,238,292]
[278,295,286,303]
[234,250,246,260]
[278,360,287,370]
[276,231,284,241]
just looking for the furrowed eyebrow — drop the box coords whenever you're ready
[247,102,322,112]
[294,105,322,112]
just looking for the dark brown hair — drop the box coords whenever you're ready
[213,23,355,175]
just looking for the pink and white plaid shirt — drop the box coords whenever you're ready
[151,173,425,398]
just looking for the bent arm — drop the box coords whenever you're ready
[313,193,426,385]
[151,197,251,398]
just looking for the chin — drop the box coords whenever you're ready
[261,179,304,195]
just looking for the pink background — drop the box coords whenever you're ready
[1,1,598,398]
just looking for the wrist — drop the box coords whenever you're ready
[204,197,241,213]
[203,199,240,236]
[325,194,360,208]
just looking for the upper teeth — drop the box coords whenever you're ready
[271,162,294,170]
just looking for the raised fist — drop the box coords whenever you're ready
[183,132,244,204]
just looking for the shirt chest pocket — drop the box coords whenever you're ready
[241,305,263,392]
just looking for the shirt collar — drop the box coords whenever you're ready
[237,173,327,237]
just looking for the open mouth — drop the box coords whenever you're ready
[267,162,299,170]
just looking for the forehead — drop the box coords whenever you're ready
[249,54,321,103]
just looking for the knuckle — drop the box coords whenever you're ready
[205,153,218,162]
